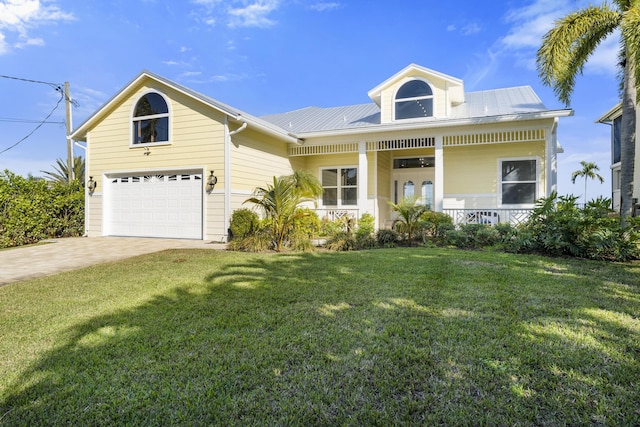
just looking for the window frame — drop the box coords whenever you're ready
[393,78,435,121]
[130,90,172,147]
[320,166,358,207]
[498,157,540,207]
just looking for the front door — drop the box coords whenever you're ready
[392,158,435,208]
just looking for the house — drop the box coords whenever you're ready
[71,64,572,241]
[597,103,640,213]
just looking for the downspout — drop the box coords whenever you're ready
[74,140,89,237]
[223,118,248,241]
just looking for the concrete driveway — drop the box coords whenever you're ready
[0,237,226,286]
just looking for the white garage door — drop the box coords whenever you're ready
[108,172,203,239]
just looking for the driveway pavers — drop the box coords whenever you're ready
[0,237,226,286]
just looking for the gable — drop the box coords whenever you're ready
[367,64,465,123]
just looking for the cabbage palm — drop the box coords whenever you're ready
[245,171,322,252]
[41,156,85,184]
[536,0,640,224]
[571,161,605,205]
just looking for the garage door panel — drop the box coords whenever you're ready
[108,172,203,239]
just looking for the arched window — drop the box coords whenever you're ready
[133,92,169,144]
[403,181,414,199]
[421,180,433,208]
[395,80,433,120]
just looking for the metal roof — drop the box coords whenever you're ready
[261,86,552,135]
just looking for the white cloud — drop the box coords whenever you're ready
[446,24,456,32]
[461,23,481,35]
[228,1,279,28]
[0,0,74,54]
[309,2,341,12]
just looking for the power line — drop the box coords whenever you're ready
[0,91,65,155]
[0,117,65,124]
[0,74,61,90]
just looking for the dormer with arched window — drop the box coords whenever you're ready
[394,79,434,120]
[132,91,170,145]
[368,64,465,124]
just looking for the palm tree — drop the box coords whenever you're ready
[571,161,605,205]
[389,196,429,245]
[41,156,85,184]
[244,171,322,252]
[536,1,640,225]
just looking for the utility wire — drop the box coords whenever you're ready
[0,74,61,90]
[0,90,65,155]
[0,117,65,124]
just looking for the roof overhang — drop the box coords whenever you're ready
[293,109,574,139]
[595,102,622,124]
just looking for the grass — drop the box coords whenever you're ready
[0,248,639,425]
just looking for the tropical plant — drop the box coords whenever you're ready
[40,156,85,184]
[389,197,429,245]
[244,171,322,252]
[571,161,605,205]
[536,0,640,224]
[0,170,84,248]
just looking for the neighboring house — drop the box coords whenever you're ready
[71,64,572,241]
[597,103,640,213]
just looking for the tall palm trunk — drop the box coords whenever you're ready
[620,52,637,225]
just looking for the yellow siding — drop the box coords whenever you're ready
[85,194,102,237]
[377,151,392,198]
[87,80,226,190]
[379,75,450,122]
[231,128,295,191]
[205,193,225,241]
[367,152,376,195]
[444,142,546,195]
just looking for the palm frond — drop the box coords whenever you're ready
[537,5,621,105]
[621,4,640,102]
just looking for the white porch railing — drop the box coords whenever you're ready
[315,208,360,222]
[442,209,532,226]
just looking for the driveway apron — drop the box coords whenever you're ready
[0,237,225,286]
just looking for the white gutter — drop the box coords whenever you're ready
[234,114,302,144]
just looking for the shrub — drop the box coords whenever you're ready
[0,171,84,248]
[512,192,639,261]
[325,231,357,251]
[376,229,400,248]
[226,228,272,252]
[419,211,454,245]
[229,208,260,240]
[292,208,321,239]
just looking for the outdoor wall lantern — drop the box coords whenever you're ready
[87,176,97,194]
[206,171,218,193]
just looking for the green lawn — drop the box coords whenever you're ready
[1,248,638,425]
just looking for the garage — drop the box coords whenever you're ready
[107,172,203,239]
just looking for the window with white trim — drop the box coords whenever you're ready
[500,159,537,205]
[321,167,357,206]
[132,92,169,145]
[395,80,433,120]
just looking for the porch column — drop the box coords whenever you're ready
[358,141,368,216]
[434,135,444,211]
[546,119,558,196]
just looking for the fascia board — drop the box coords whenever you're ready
[595,102,622,123]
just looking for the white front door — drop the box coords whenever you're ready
[392,169,435,208]
[107,172,203,239]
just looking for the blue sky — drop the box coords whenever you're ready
[0,0,622,200]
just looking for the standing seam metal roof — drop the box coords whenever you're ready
[261,86,550,134]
